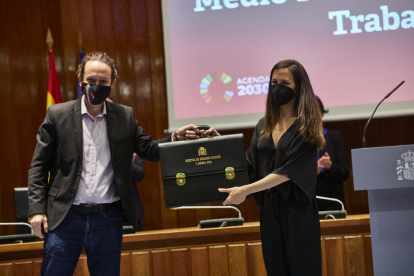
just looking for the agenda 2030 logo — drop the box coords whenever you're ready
[199,72,270,106]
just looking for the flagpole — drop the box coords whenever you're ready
[77,31,85,98]
[46,28,62,110]
[46,28,54,52]
[79,31,83,51]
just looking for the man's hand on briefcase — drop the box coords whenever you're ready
[174,124,201,140]
[219,186,248,205]
[174,125,221,140]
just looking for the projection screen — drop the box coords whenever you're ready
[162,0,414,132]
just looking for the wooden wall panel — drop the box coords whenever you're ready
[0,0,18,234]
[93,1,116,58]
[13,261,32,276]
[0,230,375,276]
[344,236,365,276]
[33,260,42,276]
[170,249,190,276]
[0,263,13,276]
[195,208,213,228]
[59,0,79,101]
[145,0,177,231]
[209,245,228,276]
[112,0,134,104]
[25,0,49,126]
[0,0,414,236]
[227,244,248,276]
[177,209,196,228]
[363,235,374,276]
[77,0,98,53]
[246,242,266,276]
[132,251,151,276]
[190,247,209,276]
[4,0,37,234]
[120,253,131,276]
[151,250,171,276]
[324,237,345,275]
[129,0,166,232]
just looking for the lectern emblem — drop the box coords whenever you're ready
[198,147,207,156]
[397,150,414,181]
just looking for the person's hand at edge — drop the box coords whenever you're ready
[201,127,221,138]
[317,160,324,174]
[319,152,332,170]
[30,214,48,239]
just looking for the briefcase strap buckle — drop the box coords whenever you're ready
[225,167,235,180]
[176,173,186,186]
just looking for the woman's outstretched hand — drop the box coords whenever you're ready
[219,186,247,205]
[201,127,221,138]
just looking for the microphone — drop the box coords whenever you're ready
[362,80,405,148]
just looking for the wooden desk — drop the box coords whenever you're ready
[0,214,371,275]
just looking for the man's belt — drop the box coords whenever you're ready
[71,200,122,214]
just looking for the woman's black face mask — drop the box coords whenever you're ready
[270,84,295,106]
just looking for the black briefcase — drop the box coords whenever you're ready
[159,134,249,208]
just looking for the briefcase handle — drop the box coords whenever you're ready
[193,125,210,131]
[187,125,212,140]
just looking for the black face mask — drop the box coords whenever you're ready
[82,82,111,105]
[270,84,295,106]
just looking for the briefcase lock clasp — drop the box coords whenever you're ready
[225,167,235,180]
[176,173,186,186]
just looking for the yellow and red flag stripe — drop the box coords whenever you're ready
[46,49,62,110]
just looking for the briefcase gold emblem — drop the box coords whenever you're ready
[176,173,186,186]
[225,167,235,180]
[198,147,207,156]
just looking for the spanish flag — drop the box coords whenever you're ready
[46,29,62,110]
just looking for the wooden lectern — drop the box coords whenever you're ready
[352,145,414,276]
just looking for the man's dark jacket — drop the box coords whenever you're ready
[28,97,170,231]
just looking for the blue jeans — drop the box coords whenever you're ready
[41,207,123,276]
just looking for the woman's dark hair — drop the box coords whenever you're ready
[76,52,117,84]
[262,59,325,149]
[315,96,329,115]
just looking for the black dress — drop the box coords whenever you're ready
[316,130,349,211]
[247,118,322,276]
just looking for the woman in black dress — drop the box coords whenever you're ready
[219,59,325,276]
